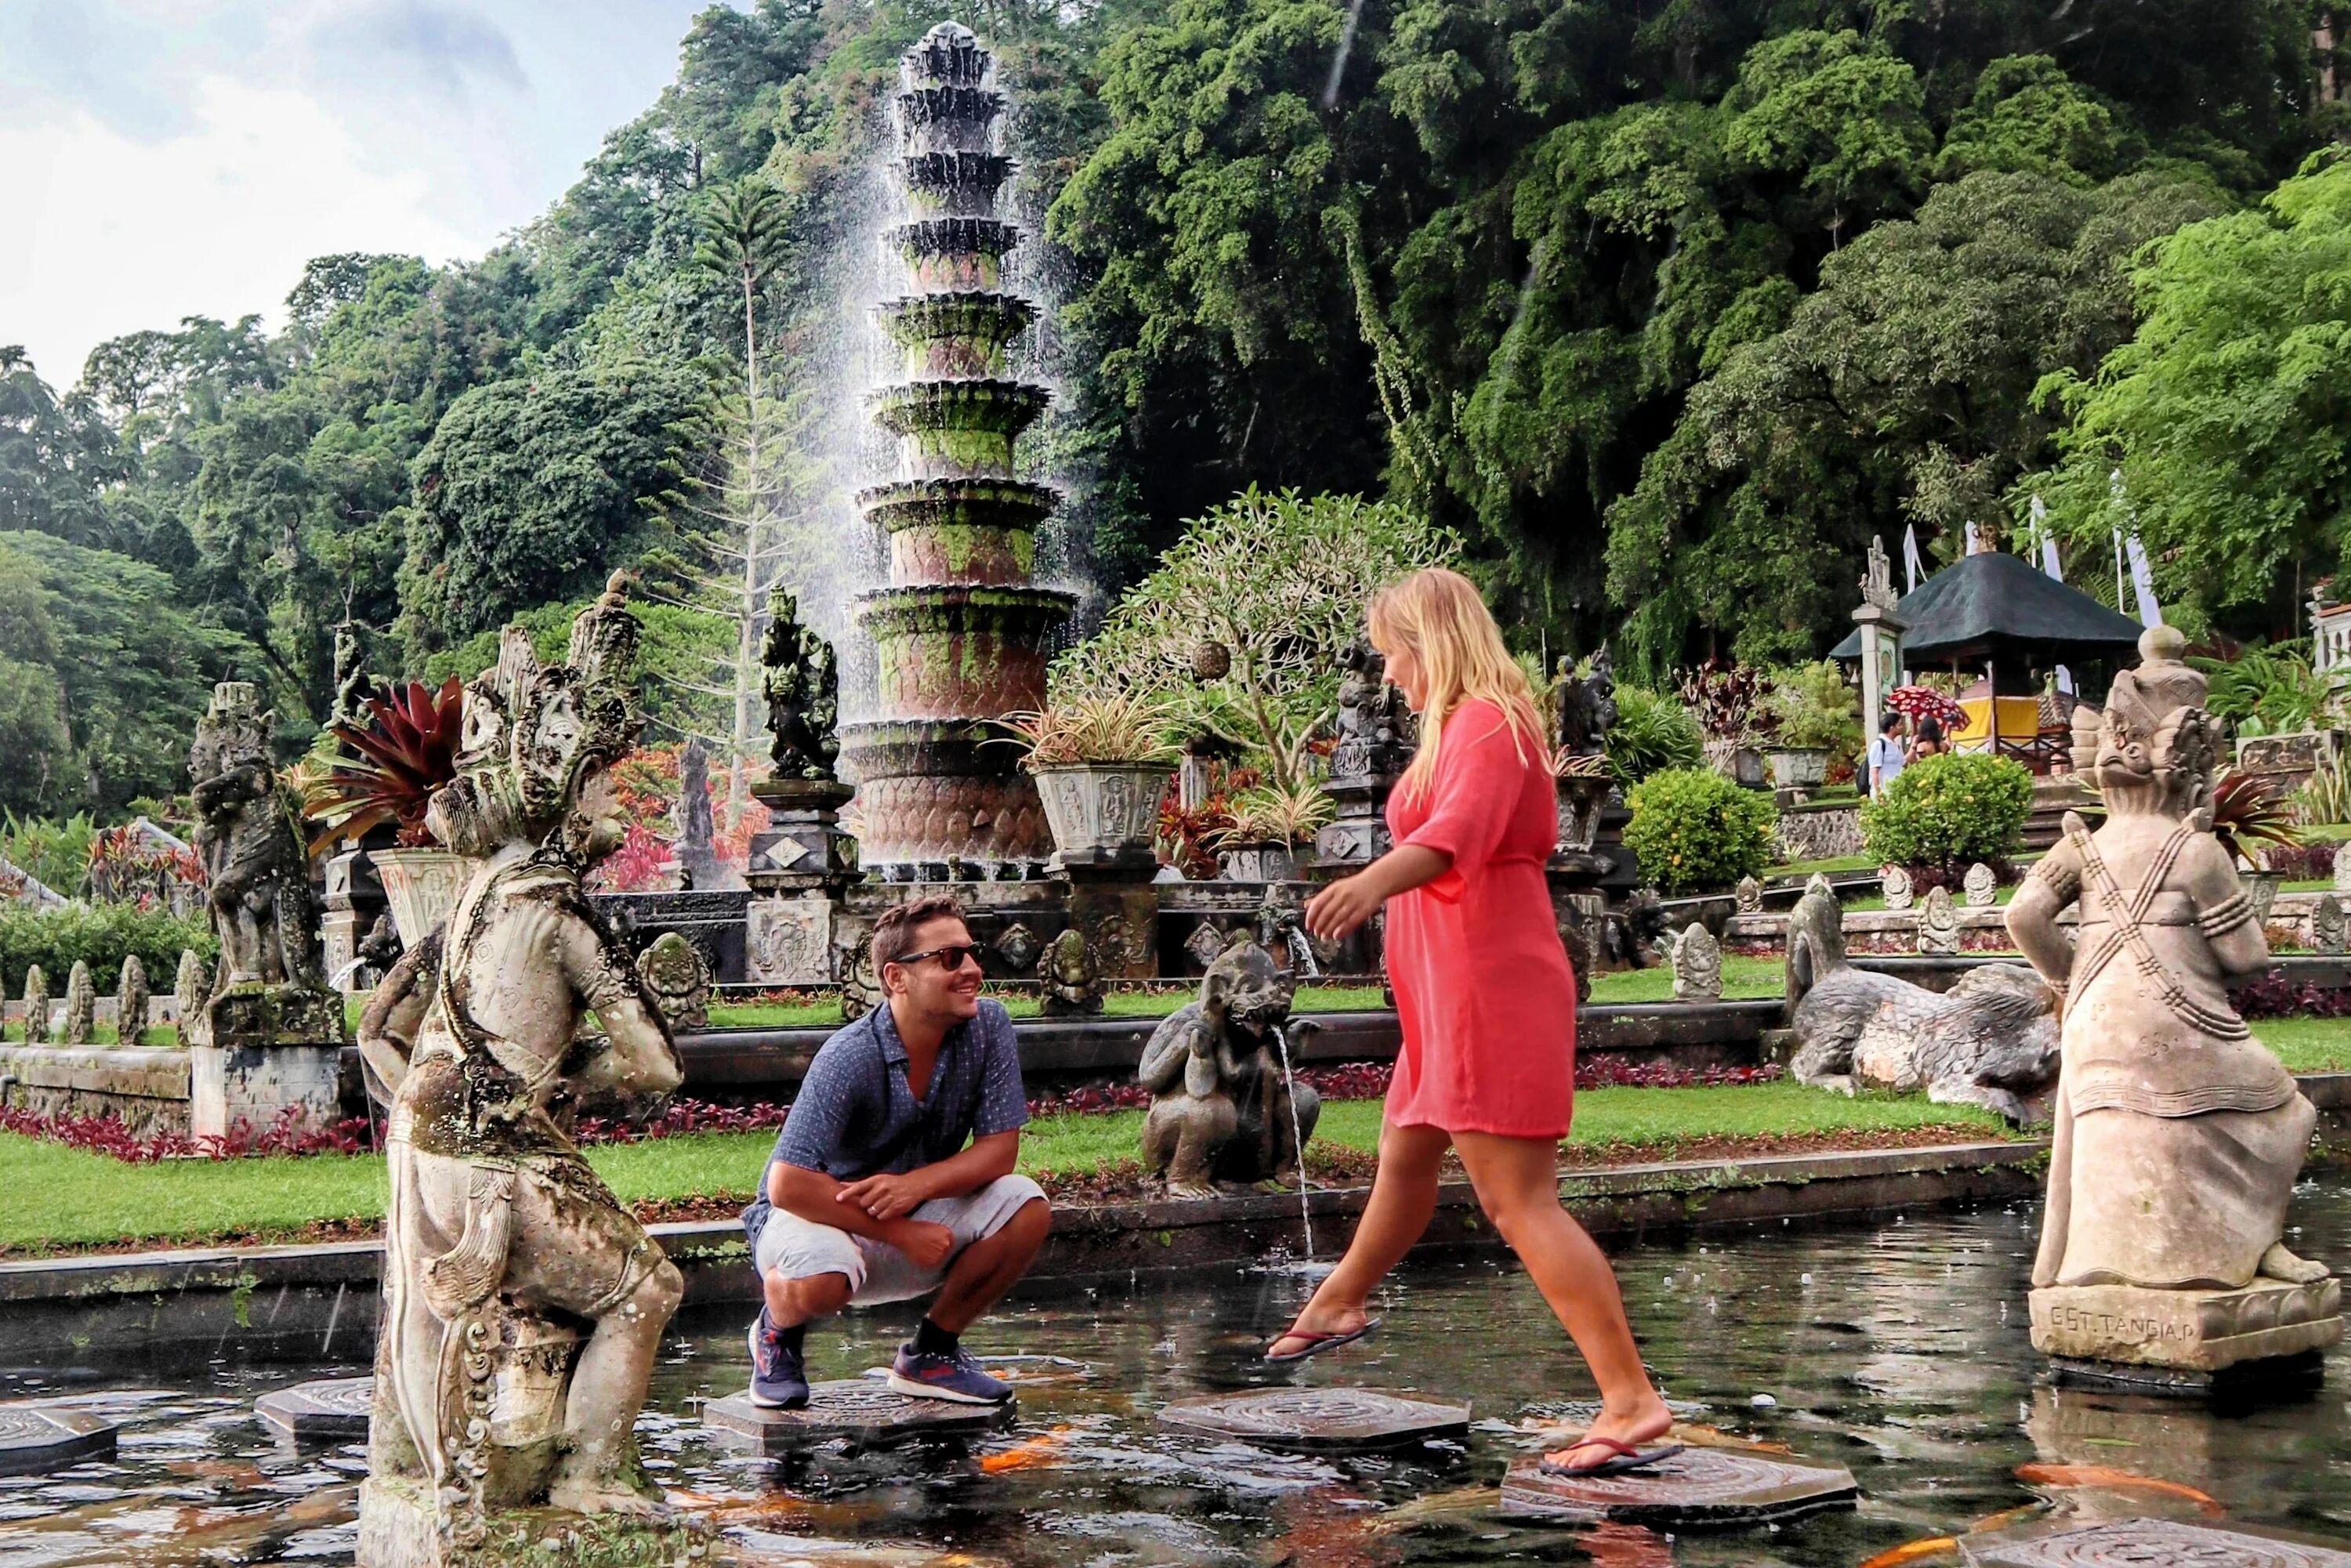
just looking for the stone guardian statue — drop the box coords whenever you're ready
[2006,625,2338,1382]
[355,576,693,1556]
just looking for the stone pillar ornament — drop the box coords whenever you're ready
[2006,625,2340,1392]
[1962,861,1997,907]
[115,955,149,1044]
[1314,636,1416,873]
[1138,936,1320,1198]
[1852,535,1908,755]
[61,961,92,1046]
[186,680,347,1135]
[1916,884,1961,955]
[746,586,860,988]
[353,576,700,1563]
[21,965,46,1045]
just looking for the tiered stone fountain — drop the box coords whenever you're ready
[841,21,1074,882]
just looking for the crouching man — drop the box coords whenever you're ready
[744,895,1051,1407]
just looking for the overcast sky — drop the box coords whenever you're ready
[0,0,719,389]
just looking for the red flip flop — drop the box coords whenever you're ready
[1262,1319,1381,1364]
[1536,1436,1684,1478]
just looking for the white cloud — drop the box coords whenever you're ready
[0,74,487,386]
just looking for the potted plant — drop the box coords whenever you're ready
[303,677,470,944]
[1762,661,1860,792]
[1211,780,1336,882]
[1003,693,1180,872]
[1679,662,1771,788]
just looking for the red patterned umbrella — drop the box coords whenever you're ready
[1885,685,1967,729]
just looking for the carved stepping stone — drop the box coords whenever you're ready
[0,1405,116,1476]
[1958,1515,2351,1566]
[1498,1441,1858,1526]
[256,1376,374,1441]
[1154,1388,1470,1453]
[703,1382,1013,1453]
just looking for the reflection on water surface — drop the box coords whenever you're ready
[6,1181,2350,1565]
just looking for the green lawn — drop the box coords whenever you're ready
[704,983,1393,1030]
[2253,1016,2351,1073]
[1582,954,1783,1004]
[0,1082,2011,1255]
[1772,854,1876,877]
[0,1023,176,1047]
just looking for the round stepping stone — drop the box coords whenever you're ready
[1958,1516,2351,1566]
[1498,1441,1858,1526]
[255,1377,374,1441]
[702,1382,1013,1453]
[0,1405,116,1476]
[1154,1388,1471,1453]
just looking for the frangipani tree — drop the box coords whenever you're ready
[1052,487,1458,790]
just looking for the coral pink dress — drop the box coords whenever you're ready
[1383,698,1577,1138]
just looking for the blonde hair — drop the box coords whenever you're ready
[1367,567,1547,803]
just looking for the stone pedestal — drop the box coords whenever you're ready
[357,1476,715,1568]
[0,1406,116,1476]
[1063,874,1160,980]
[258,1377,375,1441]
[1155,1389,1469,1453]
[321,839,390,992]
[1960,1517,2351,1566]
[1313,771,1395,875]
[703,1384,1011,1452]
[1498,1439,1859,1526]
[191,1042,346,1136]
[744,779,859,987]
[2030,1276,2343,1392]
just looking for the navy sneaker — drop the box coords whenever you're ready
[748,1309,808,1410]
[887,1341,1012,1405]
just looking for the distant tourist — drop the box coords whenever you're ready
[741,896,1049,1409]
[1869,711,1907,798]
[1283,567,1679,1479]
[1911,715,1947,762]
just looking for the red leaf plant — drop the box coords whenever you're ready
[307,678,465,849]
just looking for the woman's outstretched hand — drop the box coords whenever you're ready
[1306,873,1384,942]
[1305,845,1454,943]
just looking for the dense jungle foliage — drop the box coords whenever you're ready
[1,0,2346,820]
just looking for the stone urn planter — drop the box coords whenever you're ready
[1034,762,1171,872]
[1219,841,1303,883]
[1704,739,1767,788]
[1765,747,1831,790]
[371,846,474,947]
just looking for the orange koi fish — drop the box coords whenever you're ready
[1857,1539,1958,1568]
[2013,1463,2222,1516]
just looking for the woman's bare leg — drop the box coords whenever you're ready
[1454,1130,1672,1468]
[1266,1121,1450,1358]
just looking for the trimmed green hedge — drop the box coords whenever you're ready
[1624,767,1777,895]
[0,904,214,998]
[1860,751,2033,872]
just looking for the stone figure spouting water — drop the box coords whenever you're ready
[2006,625,2327,1298]
[1139,936,1320,1198]
[356,576,689,1548]
[761,585,840,783]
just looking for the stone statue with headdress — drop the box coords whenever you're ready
[355,574,693,1555]
[2007,625,2336,1374]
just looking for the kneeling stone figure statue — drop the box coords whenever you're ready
[356,577,697,1562]
[1785,882,2060,1126]
[1139,936,1320,1198]
[2005,625,2338,1382]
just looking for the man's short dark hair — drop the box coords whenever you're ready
[871,895,969,976]
[1881,711,1904,733]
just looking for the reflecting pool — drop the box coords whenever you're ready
[5,1179,2349,1565]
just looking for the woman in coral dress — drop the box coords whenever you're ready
[1277,567,1674,1477]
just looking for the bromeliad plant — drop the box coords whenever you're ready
[303,677,465,850]
[2209,766,2301,869]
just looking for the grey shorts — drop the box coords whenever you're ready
[752,1173,1047,1305]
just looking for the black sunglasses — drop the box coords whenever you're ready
[890,943,982,972]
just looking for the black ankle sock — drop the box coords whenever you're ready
[914,1316,958,1356]
[766,1316,806,1354]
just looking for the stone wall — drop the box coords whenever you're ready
[0,1045,191,1135]
[1776,806,1864,863]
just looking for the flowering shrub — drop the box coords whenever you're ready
[588,820,677,893]
[0,1104,376,1163]
[2230,972,2351,1019]
[1860,751,2032,873]
[1622,768,1777,895]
